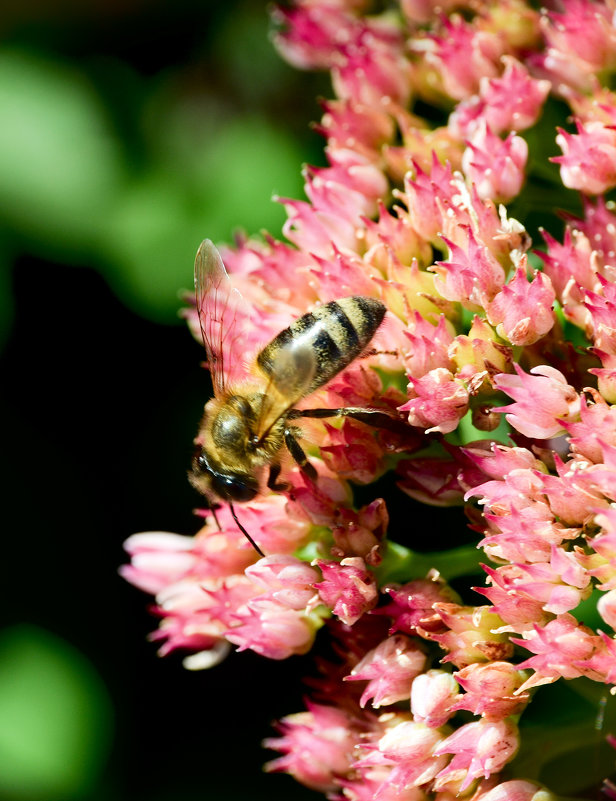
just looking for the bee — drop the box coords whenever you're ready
[189,239,398,555]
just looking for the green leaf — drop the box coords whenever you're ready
[511,679,616,797]
[0,625,113,800]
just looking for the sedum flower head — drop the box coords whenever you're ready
[122,0,616,796]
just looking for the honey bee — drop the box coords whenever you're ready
[189,239,398,555]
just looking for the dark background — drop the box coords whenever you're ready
[0,1,328,798]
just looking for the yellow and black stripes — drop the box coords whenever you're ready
[257,296,386,394]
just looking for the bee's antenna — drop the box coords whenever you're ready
[210,504,222,532]
[228,502,265,558]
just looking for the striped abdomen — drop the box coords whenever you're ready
[257,296,386,394]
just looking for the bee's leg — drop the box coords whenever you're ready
[289,407,408,435]
[284,427,318,481]
[360,347,399,358]
[267,463,292,492]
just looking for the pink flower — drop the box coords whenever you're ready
[149,575,254,664]
[512,614,603,691]
[279,195,360,256]
[486,262,555,346]
[541,0,616,74]
[474,780,555,801]
[452,662,529,721]
[538,226,599,303]
[418,16,503,101]
[426,604,514,668]
[315,557,378,625]
[576,630,616,686]
[337,764,429,801]
[216,235,315,310]
[330,500,389,563]
[400,368,469,434]
[276,3,412,107]
[591,365,616,404]
[121,531,218,595]
[529,45,595,94]
[493,364,580,439]
[225,598,320,659]
[562,196,616,276]
[585,277,616,348]
[318,98,394,162]
[434,719,519,792]
[561,393,616,463]
[149,616,229,670]
[451,57,550,138]
[404,312,454,378]
[308,247,379,302]
[476,564,551,634]
[360,719,449,789]
[598,589,616,630]
[462,125,528,203]
[320,420,387,484]
[345,634,427,708]
[553,120,616,195]
[479,506,574,564]
[586,508,616,590]
[466,465,548,518]
[533,456,609,525]
[286,460,352,528]
[303,157,387,227]
[397,451,471,506]
[432,227,506,309]
[364,200,433,274]
[401,157,458,244]
[224,495,312,555]
[244,555,320,610]
[463,442,543,481]
[271,4,357,70]
[410,669,459,728]
[264,702,364,792]
[376,578,459,637]
[325,361,404,412]
[331,30,412,108]
[121,520,304,666]
[449,315,512,383]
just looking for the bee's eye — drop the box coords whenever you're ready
[211,475,258,502]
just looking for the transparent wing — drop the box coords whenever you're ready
[194,239,250,395]
[254,337,317,443]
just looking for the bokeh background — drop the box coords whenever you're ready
[0,1,331,798]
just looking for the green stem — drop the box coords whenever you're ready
[375,541,483,584]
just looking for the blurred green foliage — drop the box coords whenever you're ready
[0,625,112,800]
[0,2,322,334]
[0,51,123,250]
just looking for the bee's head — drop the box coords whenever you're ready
[189,450,259,503]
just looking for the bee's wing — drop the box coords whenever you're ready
[254,337,317,443]
[195,239,249,395]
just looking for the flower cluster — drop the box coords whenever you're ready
[123,0,616,797]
